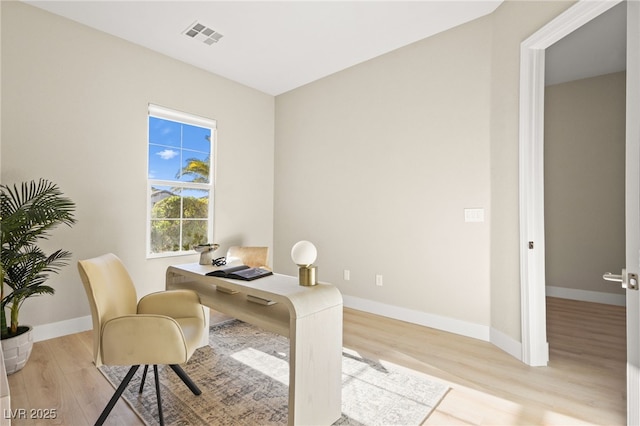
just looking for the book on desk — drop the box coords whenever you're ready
[206,264,273,281]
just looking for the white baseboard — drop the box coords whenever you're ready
[490,327,523,361]
[546,286,626,306]
[342,295,490,341]
[32,315,92,342]
[343,295,527,362]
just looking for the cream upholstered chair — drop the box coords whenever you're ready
[78,253,205,426]
[226,246,270,270]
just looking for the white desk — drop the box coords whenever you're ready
[166,263,343,426]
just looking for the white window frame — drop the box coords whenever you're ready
[146,104,216,258]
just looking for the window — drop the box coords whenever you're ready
[147,104,215,257]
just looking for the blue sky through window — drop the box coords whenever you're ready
[148,116,211,182]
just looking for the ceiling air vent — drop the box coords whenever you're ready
[183,21,223,45]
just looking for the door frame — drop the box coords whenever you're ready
[518,0,622,366]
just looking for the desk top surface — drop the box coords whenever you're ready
[167,263,343,317]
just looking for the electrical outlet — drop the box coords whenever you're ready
[375,274,383,286]
[343,269,350,281]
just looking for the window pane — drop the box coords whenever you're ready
[182,220,208,250]
[150,219,180,253]
[149,145,181,180]
[180,150,210,183]
[182,189,209,218]
[149,117,181,147]
[151,186,181,219]
[182,123,211,153]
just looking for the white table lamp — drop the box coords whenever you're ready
[291,240,318,286]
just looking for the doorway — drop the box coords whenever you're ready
[519,0,640,423]
[543,2,626,308]
[518,0,624,368]
[543,38,627,406]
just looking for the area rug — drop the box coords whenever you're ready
[99,319,448,425]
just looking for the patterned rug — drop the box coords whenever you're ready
[99,319,448,425]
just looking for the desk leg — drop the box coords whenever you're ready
[289,305,342,426]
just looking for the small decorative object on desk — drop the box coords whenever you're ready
[194,243,219,265]
[212,257,227,267]
[291,240,318,286]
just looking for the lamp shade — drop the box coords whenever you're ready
[291,240,317,266]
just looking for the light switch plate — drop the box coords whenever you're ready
[464,208,485,223]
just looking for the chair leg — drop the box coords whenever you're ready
[139,365,149,394]
[95,365,140,426]
[153,365,164,426]
[169,364,202,395]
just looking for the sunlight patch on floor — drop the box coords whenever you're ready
[230,348,289,385]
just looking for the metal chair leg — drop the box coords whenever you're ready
[97,364,197,426]
[95,365,140,426]
[169,364,202,395]
[153,365,164,426]
[139,365,149,394]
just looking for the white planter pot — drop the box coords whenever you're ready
[2,326,34,375]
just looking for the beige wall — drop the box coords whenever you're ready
[275,16,493,329]
[275,0,574,345]
[544,72,626,297]
[0,0,2,178]
[1,2,274,331]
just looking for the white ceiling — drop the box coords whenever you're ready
[23,1,626,94]
[25,0,503,95]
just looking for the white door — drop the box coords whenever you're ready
[624,1,640,423]
[602,2,640,422]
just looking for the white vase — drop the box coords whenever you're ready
[2,326,34,375]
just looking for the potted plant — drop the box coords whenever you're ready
[0,179,76,374]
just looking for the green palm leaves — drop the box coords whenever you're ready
[0,179,76,337]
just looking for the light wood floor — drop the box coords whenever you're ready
[6,297,626,425]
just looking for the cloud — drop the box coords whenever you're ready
[157,149,178,160]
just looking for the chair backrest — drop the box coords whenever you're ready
[226,246,270,269]
[78,253,138,366]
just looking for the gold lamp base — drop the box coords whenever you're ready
[298,265,317,286]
